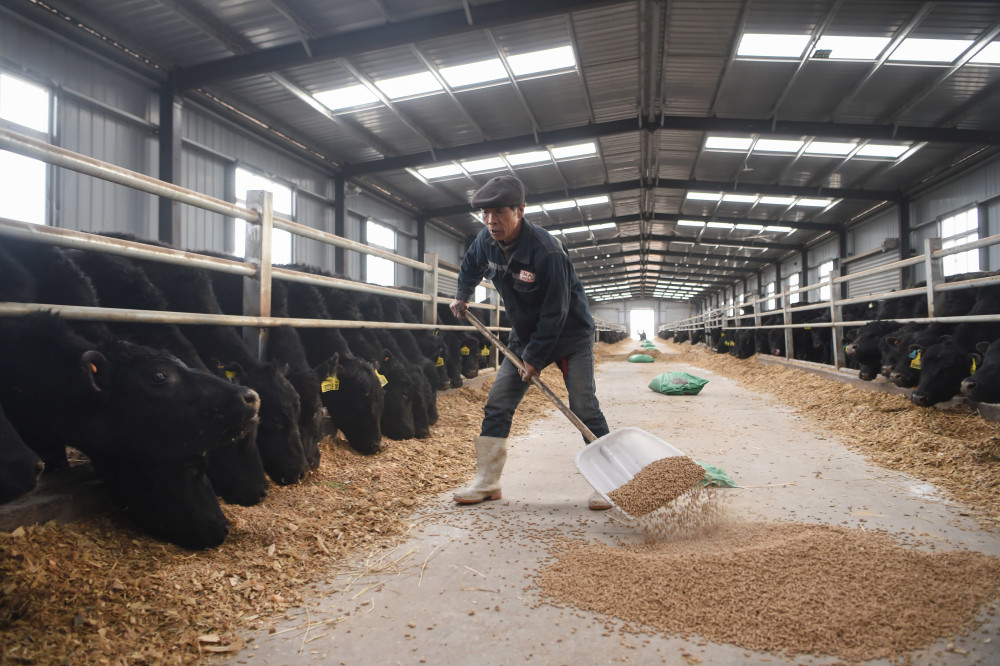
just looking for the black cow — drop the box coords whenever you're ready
[67,249,270,506]
[281,279,387,453]
[0,313,259,548]
[961,339,1000,403]
[437,303,480,384]
[847,320,903,380]
[910,285,1000,407]
[0,403,44,504]
[128,253,308,485]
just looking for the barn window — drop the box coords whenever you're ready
[0,73,49,226]
[366,219,396,287]
[474,285,488,303]
[234,167,294,265]
[941,208,980,276]
[788,273,801,305]
[765,282,776,311]
[818,261,834,301]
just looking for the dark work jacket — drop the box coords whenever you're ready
[455,219,595,370]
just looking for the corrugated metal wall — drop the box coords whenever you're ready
[845,210,900,297]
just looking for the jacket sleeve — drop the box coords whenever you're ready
[455,229,489,302]
[521,250,571,369]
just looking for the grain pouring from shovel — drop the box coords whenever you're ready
[464,311,707,519]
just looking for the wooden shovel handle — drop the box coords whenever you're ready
[463,311,597,443]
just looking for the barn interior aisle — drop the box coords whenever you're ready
[238,338,1000,665]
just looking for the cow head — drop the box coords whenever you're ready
[219,360,308,485]
[961,340,1000,402]
[911,336,978,407]
[377,350,416,440]
[315,354,384,455]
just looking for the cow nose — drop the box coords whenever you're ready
[890,372,903,384]
[911,392,929,407]
[846,344,858,356]
[243,389,261,412]
[961,379,975,396]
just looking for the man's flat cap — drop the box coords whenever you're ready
[471,176,525,209]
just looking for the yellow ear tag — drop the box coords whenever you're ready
[225,370,237,380]
[910,351,922,370]
[435,356,445,367]
[480,347,489,357]
[971,358,977,375]
[460,346,470,356]
[321,373,340,392]
[375,370,388,387]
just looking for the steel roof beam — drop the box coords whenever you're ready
[174,0,620,89]
[571,232,798,252]
[574,246,770,267]
[345,115,1000,177]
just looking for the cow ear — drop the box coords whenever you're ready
[80,350,110,392]
[215,361,245,382]
[976,341,991,356]
[885,336,900,346]
[314,353,339,377]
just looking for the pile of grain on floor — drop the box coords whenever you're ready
[0,367,565,665]
[607,456,706,517]
[661,342,1000,527]
[537,521,1000,660]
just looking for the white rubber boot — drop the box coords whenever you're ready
[588,491,612,510]
[453,436,507,504]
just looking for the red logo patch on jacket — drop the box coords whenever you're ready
[517,269,535,283]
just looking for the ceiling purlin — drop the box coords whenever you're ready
[263,0,319,44]
[154,0,255,55]
[173,0,619,89]
[485,30,543,140]
[339,59,443,153]
[768,0,843,120]
[409,45,490,141]
[827,2,934,122]
[884,18,1000,126]
[708,0,752,117]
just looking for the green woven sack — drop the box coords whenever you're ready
[641,341,656,348]
[627,354,655,363]
[648,371,709,395]
[696,462,737,487]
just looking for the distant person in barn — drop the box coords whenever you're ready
[449,175,612,510]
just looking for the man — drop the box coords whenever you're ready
[449,175,612,510]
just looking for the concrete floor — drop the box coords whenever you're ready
[231,342,1000,666]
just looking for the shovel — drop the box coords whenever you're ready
[463,311,685,517]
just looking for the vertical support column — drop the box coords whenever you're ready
[782,292,793,361]
[422,252,439,326]
[828,267,844,370]
[416,216,426,288]
[243,190,273,360]
[334,173,346,274]
[157,76,183,245]
[924,237,944,318]
[899,197,912,286]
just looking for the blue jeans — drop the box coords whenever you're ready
[480,339,609,442]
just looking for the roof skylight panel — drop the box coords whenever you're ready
[506,150,551,166]
[439,59,508,87]
[736,33,811,58]
[314,84,379,111]
[796,198,834,207]
[804,141,857,156]
[888,38,972,63]
[524,205,544,214]
[764,225,794,233]
[575,195,609,207]
[551,142,596,159]
[706,222,735,229]
[705,136,754,150]
[753,139,804,153]
[686,192,722,201]
[970,42,1000,64]
[417,164,463,179]
[735,223,764,230]
[588,222,617,231]
[677,220,706,227]
[813,36,890,60]
[461,157,506,173]
[542,200,576,211]
[507,45,576,76]
[722,194,758,203]
[759,196,796,205]
[375,71,443,99]
[856,144,909,158]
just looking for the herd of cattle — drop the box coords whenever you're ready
[661,272,1000,411]
[0,235,496,549]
